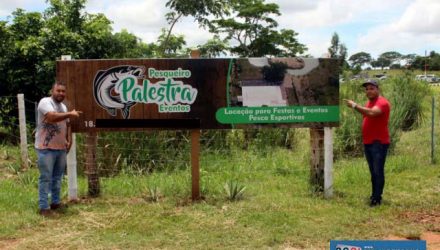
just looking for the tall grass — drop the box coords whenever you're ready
[387,74,431,130]
[335,78,365,157]
[75,129,298,176]
[335,73,431,157]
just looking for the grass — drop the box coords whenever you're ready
[1,94,440,249]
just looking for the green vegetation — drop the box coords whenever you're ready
[336,73,432,156]
[1,1,439,248]
[223,180,246,201]
[1,87,439,248]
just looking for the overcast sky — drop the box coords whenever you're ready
[1,0,439,58]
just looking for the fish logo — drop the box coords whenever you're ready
[93,65,145,119]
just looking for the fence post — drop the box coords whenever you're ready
[324,127,333,198]
[191,129,201,201]
[432,96,435,164]
[86,131,100,197]
[17,94,29,169]
[310,128,324,192]
[67,133,78,201]
[190,49,201,201]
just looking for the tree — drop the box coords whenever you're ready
[7,9,46,95]
[113,29,156,58]
[162,0,231,56]
[379,51,402,66]
[197,35,229,58]
[402,53,417,68]
[328,32,347,67]
[80,13,114,58]
[348,52,372,68]
[156,28,187,57]
[0,1,156,133]
[44,0,86,32]
[210,0,306,57]
[371,57,391,70]
[0,9,46,134]
[427,51,440,70]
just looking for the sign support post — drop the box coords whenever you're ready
[324,127,333,198]
[190,49,201,201]
[62,55,79,201]
[86,131,100,197]
[309,127,334,197]
[191,129,201,201]
[310,128,324,192]
[67,133,78,201]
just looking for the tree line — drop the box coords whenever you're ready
[326,32,439,72]
[348,50,440,71]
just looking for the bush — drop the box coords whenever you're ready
[335,73,430,157]
[387,74,430,131]
[335,78,365,157]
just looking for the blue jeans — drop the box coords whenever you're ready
[37,149,66,209]
[364,141,389,202]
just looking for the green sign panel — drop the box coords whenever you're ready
[216,106,339,124]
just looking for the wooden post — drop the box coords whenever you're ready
[310,127,334,196]
[324,127,333,198]
[190,49,201,201]
[431,96,435,164]
[309,128,324,192]
[17,94,29,170]
[86,131,100,197]
[191,129,201,201]
[67,133,78,201]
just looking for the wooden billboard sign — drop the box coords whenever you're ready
[57,57,340,200]
[57,58,339,132]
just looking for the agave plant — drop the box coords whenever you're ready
[145,184,161,202]
[224,180,246,201]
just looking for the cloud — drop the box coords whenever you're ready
[86,0,168,43]
[394,0,440,35]
[267,0,318,13]
[86,0,220,46]
[0,0,47,19]
[274,0,415,31]
[297,33,332,57]
[356,0,440,57]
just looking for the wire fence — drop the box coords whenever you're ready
[0,96,37,146]
[2,92,440,194]
[0,94,313,178]
[74,130,312,177]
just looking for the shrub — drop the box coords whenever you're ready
[335,79,365,157]
[224,180,246,201]
[335,73,430,157]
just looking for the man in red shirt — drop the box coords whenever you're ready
[344,79,390,207]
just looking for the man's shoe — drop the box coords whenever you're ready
[369,199,381,207]
[38,209,53,217]
[50,203,68,210]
